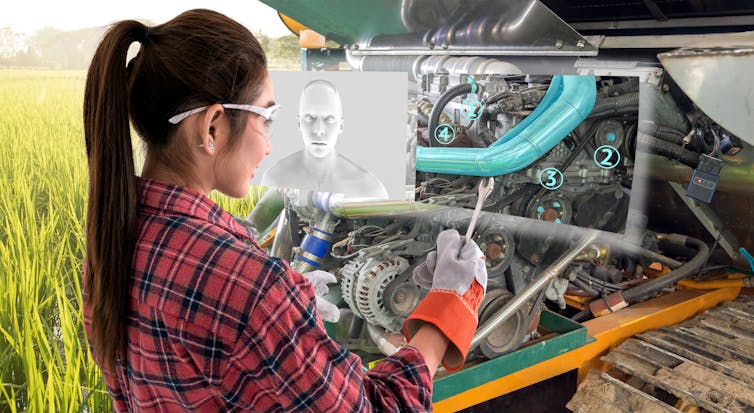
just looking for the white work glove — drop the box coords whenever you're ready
[412,229,488,294]
[303,270,340,323]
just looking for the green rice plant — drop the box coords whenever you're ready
[0,70,267,412]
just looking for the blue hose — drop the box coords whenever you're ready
[415,75,597,176]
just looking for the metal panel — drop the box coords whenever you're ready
[260,0,597,56]
[658,30,754,146]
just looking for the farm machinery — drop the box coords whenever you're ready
[244,1,754,410]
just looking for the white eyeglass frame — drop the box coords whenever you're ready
[168,103,281,125]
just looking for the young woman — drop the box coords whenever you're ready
[83,9,486,412]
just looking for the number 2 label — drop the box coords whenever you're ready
[594,145,620,169]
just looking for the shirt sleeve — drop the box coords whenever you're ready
[184,259,434,412]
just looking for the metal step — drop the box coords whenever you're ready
[569,296,754,413]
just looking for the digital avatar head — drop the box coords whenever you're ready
[298,79,344,159]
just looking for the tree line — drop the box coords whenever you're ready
[0,25,301,69]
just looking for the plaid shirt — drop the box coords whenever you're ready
[83,178,433,412]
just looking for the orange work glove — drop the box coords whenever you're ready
[404,229,487,371]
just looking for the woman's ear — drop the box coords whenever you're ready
[198,103,226,155]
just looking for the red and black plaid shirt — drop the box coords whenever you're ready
[83,177,432,412]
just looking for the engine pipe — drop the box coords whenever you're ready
[291,214,339,273]
[308,191,441,219]
[469,230,600,351]
[415,75,596,176]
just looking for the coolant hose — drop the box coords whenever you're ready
[416,75,596,176]
[621,234,710,303]
[428,83,473,146]
[637,133,700,169]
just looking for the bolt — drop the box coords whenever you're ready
[427,42,435,50]
[662,83,670,92]
[577,40,586,48]
[441,42,449,49]
[555,40,563,49]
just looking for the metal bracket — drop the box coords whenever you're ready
[669,181,738,258]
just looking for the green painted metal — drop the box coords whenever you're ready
[244,188,284,235]
[258,0,406,44]
[432,310,588,402]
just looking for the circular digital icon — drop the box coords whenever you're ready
[433,123,456,145]
[461,97,482,120]
[538,167,564,190]
[593,145,621,169]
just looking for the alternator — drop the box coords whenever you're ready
[340,256,410,332]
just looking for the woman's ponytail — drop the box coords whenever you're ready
[83,21,147,370]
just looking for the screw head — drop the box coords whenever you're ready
[576,40,586,48]
[555,40,563,49]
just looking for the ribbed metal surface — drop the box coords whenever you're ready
[574,296,754,413]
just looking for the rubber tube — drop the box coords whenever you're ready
[428,83,472,147]
[589,92,638,116]
[637,133,700,169]
[638,121,687,145]
[621,234,710,303]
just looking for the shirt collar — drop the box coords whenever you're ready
[136,177,257,245]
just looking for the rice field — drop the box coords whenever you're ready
[0,70,266,411]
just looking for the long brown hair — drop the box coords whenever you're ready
[83,9,266,369]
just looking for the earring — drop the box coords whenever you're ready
[208,142,215,151]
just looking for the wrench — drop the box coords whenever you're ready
[465,177,495,243]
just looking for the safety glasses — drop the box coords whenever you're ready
[168,103,281,138]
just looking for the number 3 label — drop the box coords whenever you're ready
[538,167,564,190]
[593,145,621,169]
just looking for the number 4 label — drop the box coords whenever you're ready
[433,123,456,145]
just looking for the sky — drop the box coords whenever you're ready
[3,0,291,36]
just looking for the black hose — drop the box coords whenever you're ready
[571,277,600,297]
[483,91,512,105]
[621,234,710,304]
[571,307,592,322]
[589,92,639,118]
[637,133,700,169]
[428,83,472,147]
[638,120,687,145]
